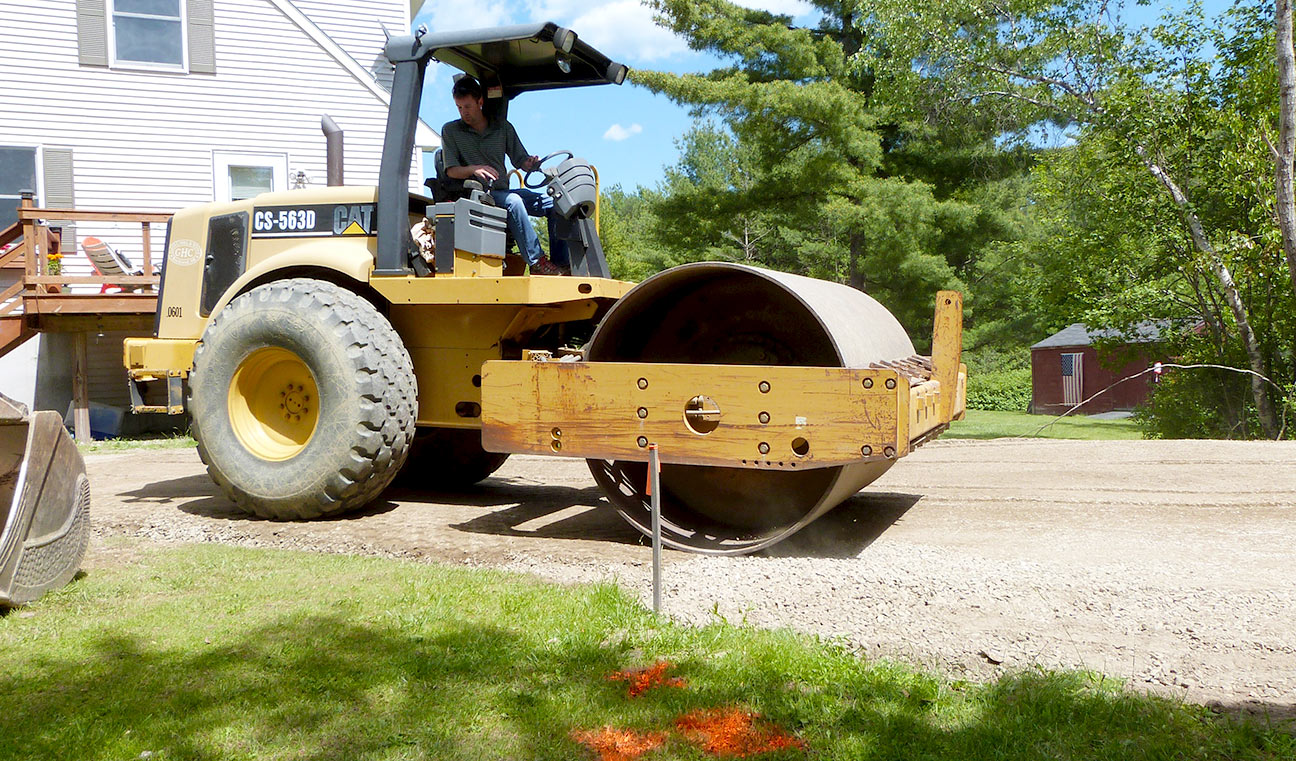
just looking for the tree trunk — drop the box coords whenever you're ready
[1277,0,1296,295]
[847,231,865,290]
[1142,152,1279,438]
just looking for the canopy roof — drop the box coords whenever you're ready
[413,22,627,98]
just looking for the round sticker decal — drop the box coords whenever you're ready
[169,239,202,266]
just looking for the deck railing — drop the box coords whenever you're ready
[4,193,171,312]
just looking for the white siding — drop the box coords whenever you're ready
[291,0,404,91]
[0,0,425,276]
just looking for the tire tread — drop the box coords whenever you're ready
[190,278,416,520]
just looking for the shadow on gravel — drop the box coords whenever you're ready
[423,483,643,545]
[120,471,922,557]
[761,491,923,559]
[173,497,402,521]
[385,478,605,511]
[120,473,220,503]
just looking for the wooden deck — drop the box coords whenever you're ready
[2,194,169,441]
[2,196,165,334]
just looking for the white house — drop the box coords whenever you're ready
[0,0,437,428]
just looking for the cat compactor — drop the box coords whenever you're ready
[124,23,966,554]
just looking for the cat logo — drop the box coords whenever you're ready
[333,204,376,235]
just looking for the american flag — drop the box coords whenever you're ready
[1061,353,1083,405]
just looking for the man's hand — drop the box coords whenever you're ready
[520,155,540,172]
[447,164,498,182]
[471,164,498,182]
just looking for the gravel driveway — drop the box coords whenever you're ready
[84,438,1296,718]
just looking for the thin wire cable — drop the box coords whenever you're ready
[1028,363,1290,440]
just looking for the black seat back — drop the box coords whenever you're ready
[425,149,469,202]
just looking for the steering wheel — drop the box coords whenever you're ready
[523,150,574,189]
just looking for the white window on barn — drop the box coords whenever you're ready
[213,153,288,202]
[0,147,39,233]
[110,0,186,69]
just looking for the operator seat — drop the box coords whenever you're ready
[424,149,469,203]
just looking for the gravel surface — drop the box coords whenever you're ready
[83,438,1296,719]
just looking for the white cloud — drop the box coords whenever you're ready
[567,1,691,63]
[415,0,514,34]
[603,123,643,141]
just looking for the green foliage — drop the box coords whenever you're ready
[966,366,1033,411]
[860,0,1293,437]
[596,184,665,281]
[947,409,1144,439]
[1135,372,1238,440]
[78,434,197,454]
[3,542,1292,759]
[960,348,1034,412]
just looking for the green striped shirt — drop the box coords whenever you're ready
[440,118,530,190]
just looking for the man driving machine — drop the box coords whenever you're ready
[440,76,568,275]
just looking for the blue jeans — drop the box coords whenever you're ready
[489,189,568,268]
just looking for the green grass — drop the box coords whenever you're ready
[1,543,1289,760]
[78,433,196,455]
[947,409,1145,440]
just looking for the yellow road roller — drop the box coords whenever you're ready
[124,23,966,555]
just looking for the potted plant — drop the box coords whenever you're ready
[46,248,63,294]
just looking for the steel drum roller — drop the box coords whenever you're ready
[585,262,917,555]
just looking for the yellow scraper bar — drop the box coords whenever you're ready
[481,361,956,469]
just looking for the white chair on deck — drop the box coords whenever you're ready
[81,236,145,293]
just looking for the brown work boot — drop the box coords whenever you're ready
[529,257,562,275]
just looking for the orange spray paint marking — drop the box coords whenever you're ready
[675,707,805,757]
[608,661,688,698]
[570,727,668,761]
[645,443,658,496]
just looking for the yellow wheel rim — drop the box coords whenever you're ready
[228,347,320,461]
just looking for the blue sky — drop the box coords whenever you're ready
[411,0,1233,192]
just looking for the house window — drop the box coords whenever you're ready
[0,147,38,232]
[213,152,288,202]
[110,0,186,68]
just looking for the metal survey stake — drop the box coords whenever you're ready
[648,443,662,613]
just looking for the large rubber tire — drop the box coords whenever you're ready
[394,427,509,490]
[189,278,417,519]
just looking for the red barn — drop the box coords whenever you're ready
[1031,322,1170,415]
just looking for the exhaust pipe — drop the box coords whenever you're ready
[322,115,343,186]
